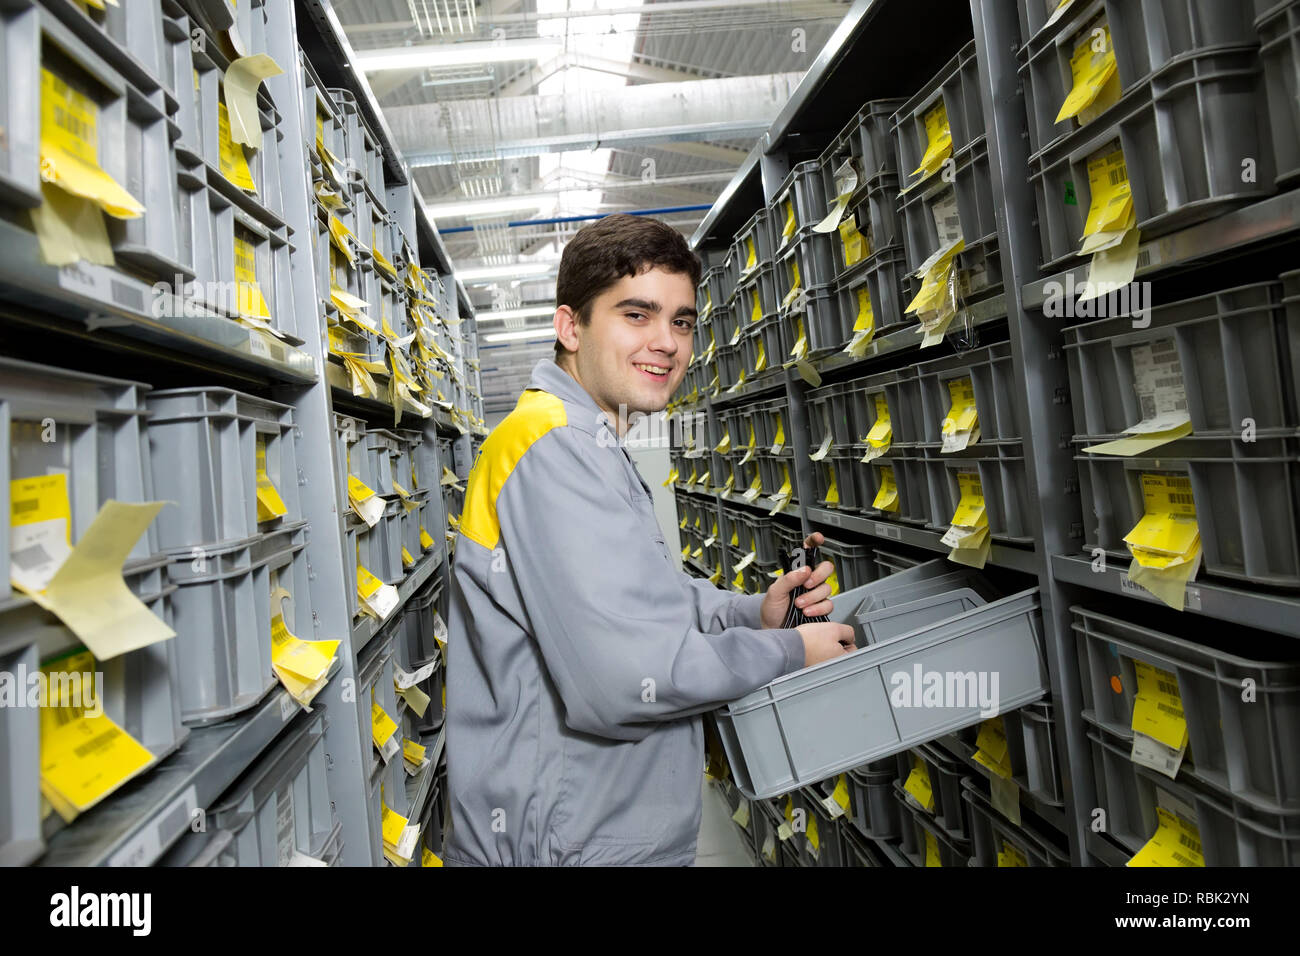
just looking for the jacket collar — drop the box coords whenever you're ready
[525,358,609,434]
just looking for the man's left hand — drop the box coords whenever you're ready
[760,532,837,629]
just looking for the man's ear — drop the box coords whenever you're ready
[554,305,580,357]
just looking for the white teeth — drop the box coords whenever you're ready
[635,363,668,375]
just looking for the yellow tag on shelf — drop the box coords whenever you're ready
[950,471,987,528]
[780,261,802,312]
[422,847,444,867]
[403,738,426,764]
[865,394,891,447]
[380,794,409,847]
[234,234,273,323]
[806,815,820,855]
[39,67,145,218]
[224,54,283,149]
[1082,146,1132,238]
[941,376,979,435]
[270,613,336,683]
[924,829,942,867]
[1127,806,1204,867]
[839,217,869,268]
[754,339,768,373]
[1131,660,1188,751]
[831,774,851,813]
[327,213,358,266]
[39,651,153,820]
[661,468,679,488]
[998,842,1029,867]
[904,756,935,812]
[824,465,839,507]
[371,700,399,748]
[1057,24,1119,124]
[744,236,756,273]
[401,546,415,568]
[714,432,732,454]
[749,292,762,325]
[218,101,257,192]
[255,436,287,522]
[781,199,796,243]
[912,100,952,179]
[826,567,840,596]
[873,466,899,512]
[771,416,785,453]
[974,716,1014,779]
[9,474,73,594]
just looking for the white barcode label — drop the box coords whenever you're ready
[9,519,70,593]
[276,786,295,867]
[1131,340,1187,420]
[930,187,963,249]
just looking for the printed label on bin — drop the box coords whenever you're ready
[1082,144,1131,238]
[218,101,257,193]
[40,651,154,820]
[256,437,288,522]
[873,466,899,512]
[949,471,987,528]
[1130,660,1188,752]
[911,100,952,181]
[39,67,145,218]
[930,187,963,249]
[9,474,73,594]
[1127,805,1203,867]
[1057,23,1119,124]
[904,757,935,812]
[1130,339,1188,422]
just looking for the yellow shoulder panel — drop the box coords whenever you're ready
[459,389,567,550]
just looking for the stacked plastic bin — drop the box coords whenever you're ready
[0,357,187,865]
[770,161,840,358]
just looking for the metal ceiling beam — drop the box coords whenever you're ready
[389,72,801,166]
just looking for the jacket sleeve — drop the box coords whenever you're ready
[495,426,805,742]
[679,573,769,633]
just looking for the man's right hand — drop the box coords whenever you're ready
[795,622,857,668]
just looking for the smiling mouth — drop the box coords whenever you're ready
[633,362,671,380]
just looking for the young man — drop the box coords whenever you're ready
[442,214,855,867]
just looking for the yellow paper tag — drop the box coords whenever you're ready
[40,652,154,818]
[831,774,851,813]
[924,829,942,867]
[1057,24,1120,124]
[873,465,899,512]
[951,471,987,527]
[255,436,287,522]
[39,67,144,218]
[1083,145,1132,238]
[1131,660,1188,751]
[1127,806,1204,867]
[941,377,978,435]
[234,233,272,322]
[371,699,398,748]
[840,217,869,267]
[218,100,257,192]
[904,756,935,812]
[998,842,1029,867]
[912,100,952,178]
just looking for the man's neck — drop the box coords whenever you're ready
[557,358,629,437]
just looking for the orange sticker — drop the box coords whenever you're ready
[1110,675,1123,694]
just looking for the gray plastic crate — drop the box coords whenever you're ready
[776,223,838,294]
[874,547,926,576]
[819,537,875,593]
[832,176,904,278]
[699,264,730,319]
[999,700,1066,805]
[1074,436,1300,588]
[723,507,779,565]
[857,454,932,526]
[160,709,337,867]
[1019,0,1258,157]
[1087,725,1300,865]
[175,176,298,339]
[795,785,847,867]
[732,260,778,332]
[896,742,971,841]
[962,777,1070,866]
[854,571,997,645]
[331,87,385,199]
[193,49,287,229]
[1029,46,1274,270]
[811,454,860,511]
[919,447,1035,545]
[1257,2,1300,186]
[916,342,1023,443]
[893,41,986,171]
[402,578,443,664]
[847,766,902,839]
[166,521,309,725]
[146,387,299,551]
[750,798,785,866]
[2,358,158,602]
[894,782,974,867]
[715,587,1046,798]
[771,161,827,246]
[899,140,1002,301]
[739,315,783,380]
[1074,605,1300,809]
[835,243,910,342]
[847,364,926,449]
[715,343,742,391]
[731,206,776,280]
[807,381,858,451]
[818,99,907,208]
[0,8,184,280]
[0,641,41,866]
[1063,281,1300,438]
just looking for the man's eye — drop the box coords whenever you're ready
[626,312,646,321]
[675,319,694,330]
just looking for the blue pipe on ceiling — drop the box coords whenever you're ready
[437,204,712,235]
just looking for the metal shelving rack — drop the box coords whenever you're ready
[679,0,1300,866]
[0,0,480,867]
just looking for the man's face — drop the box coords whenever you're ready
[560,265,696,426]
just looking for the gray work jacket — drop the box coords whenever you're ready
[441,358,804,866]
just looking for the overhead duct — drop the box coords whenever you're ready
[386,72,803,166]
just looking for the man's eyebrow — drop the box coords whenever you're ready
[613,297,698,319]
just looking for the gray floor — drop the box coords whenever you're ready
[695,779,756,867]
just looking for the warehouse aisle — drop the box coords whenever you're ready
[696,781,755,867]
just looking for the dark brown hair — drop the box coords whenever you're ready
[553,214,702,362]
